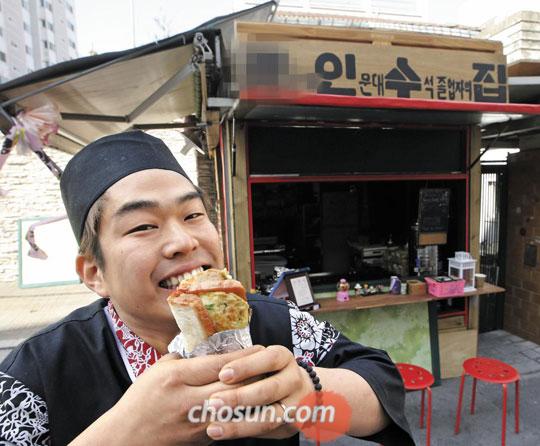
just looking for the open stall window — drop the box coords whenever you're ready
[250,178,467,293]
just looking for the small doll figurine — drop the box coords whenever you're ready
[336,278,350,302]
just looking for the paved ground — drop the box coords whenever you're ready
[302,330,540,445]
[0,283,93,361]
[1,294,539,445]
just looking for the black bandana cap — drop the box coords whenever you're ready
[60,130,190,244]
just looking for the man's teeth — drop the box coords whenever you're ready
[160,267,204,289]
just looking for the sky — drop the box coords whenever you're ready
[74,0,239,56]
[74,0,540,57]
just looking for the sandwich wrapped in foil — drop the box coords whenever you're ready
[168,325,252,358]
[167,268,253,357]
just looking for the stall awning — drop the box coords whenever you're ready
[234,88,540,126]
[0,31,216,154]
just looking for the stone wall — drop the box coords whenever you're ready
[505,149,540,344]
[0,130,198,288]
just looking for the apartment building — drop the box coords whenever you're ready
[0,0,77,83]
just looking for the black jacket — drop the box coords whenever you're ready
[0,296,414,445]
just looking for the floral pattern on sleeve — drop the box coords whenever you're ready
[287,301,339,367]
[0,371,49,446]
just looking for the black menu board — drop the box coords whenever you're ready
[419,189,450,233]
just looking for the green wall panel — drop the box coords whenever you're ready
[318,302,432,372]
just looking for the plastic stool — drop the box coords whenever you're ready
[454,357,520,446]
[397,363,434,446]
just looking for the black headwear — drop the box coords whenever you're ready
[60,130,190,244]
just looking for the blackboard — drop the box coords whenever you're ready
[419,189,450,233]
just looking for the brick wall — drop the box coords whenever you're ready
[0,130,198,287]
[505,149,540,344]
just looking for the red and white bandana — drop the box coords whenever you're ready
[106,300,162,378]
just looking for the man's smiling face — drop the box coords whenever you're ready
[84,168,224,339]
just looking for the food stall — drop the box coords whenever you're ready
[1,3,539,380]
[214,21,540,379]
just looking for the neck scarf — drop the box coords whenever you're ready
[106,300,162,378]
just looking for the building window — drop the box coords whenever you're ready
[0,27,3,36]
[47,2,53,12]
[40,0,45,7]
[43,40,48,49]
[23,22,30,32]
[11,41,18,48]
[25,45,31,55]
[67,3,73,13]
[41,19,46,27]
[47,22,54,31]
[49,42,55,51]
[69,40,76,49]
[68,22,75,31]
[0,52,6,62]
[21,0,28,9]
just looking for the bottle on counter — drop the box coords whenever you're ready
[336,278,350,302]
[390,276,401,294]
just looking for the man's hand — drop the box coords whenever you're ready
[69,345,265,446]
[204,345,314,441]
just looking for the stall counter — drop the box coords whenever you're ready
[312,283,505,382]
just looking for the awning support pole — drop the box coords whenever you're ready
[61,113,128,122]
[126,62,197,123]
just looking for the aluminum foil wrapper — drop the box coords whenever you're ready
[168,326,253,358]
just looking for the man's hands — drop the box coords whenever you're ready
[69,345,265,446]
[204,345,314,441]
[71,345,319,445]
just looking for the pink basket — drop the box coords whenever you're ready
[425,277,465,297]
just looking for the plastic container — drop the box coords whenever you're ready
[425,276,465,297]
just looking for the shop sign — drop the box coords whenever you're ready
[234,40,508,103]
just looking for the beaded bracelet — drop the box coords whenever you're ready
[296,358,322,392]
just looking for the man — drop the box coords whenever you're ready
[0,131,414,445]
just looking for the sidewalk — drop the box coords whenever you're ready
[301,330,540,445]
[1,292,539,445]
[0,282,95,361]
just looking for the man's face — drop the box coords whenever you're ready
[90,169,224,332]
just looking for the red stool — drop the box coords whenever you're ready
[454,357,520,446]
[397,363,434,446]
